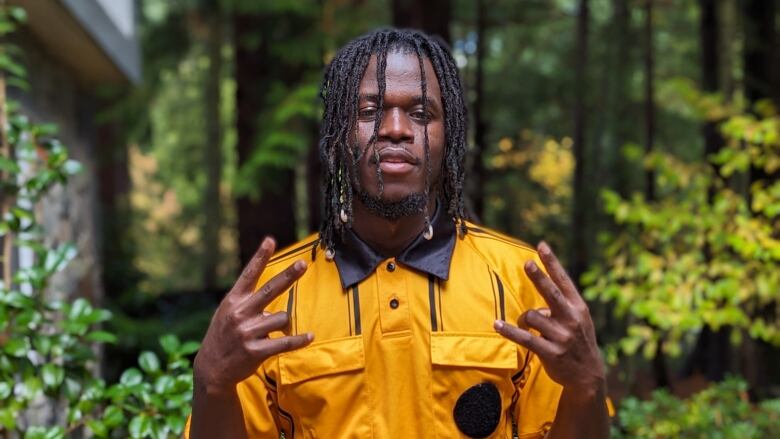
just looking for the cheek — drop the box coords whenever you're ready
[425,123,446,167]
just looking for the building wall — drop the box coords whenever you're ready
[10,29,104,305]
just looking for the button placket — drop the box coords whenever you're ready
[375,258,410,334]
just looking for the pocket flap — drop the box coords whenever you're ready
[431,332,521,369]
[279,335,365,385]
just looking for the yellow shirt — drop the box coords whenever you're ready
[187,209,562,438]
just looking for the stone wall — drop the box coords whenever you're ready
[9,29,104,306]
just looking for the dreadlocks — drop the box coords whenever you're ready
[318,28,468,252]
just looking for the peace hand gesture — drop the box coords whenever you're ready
[494,242,605,396]
[193,237,314,397]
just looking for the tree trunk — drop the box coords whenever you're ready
[743,0,778,186]
[611,0,632,198]
[203,9,223,290]
[472,0,486,221]
[234,14,297,267]
[643,0,655,201]
[392,0,451,43]
[743,0,776,107]
[571,0,589,287]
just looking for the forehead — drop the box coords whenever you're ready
[359,51,442,101]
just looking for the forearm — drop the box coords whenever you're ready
[190,382,249,439]
[546,383,609,439]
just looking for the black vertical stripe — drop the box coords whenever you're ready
[428,274,438,331]
[437,278,444,332]
[494,273,506,321]
[347,289,353,336]
[352,285,361,335]
[286,286,294,333]
[488,267,498,319]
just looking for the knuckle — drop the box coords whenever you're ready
[226,309,242,327]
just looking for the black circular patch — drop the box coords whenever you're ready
[453,382,501,438]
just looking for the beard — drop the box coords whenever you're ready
[355,189,428,221]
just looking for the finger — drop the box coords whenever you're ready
[244,260,307,312]
[240,312,291,338]
[518,309,569,343]
[524,260,573,319]
[234,237,276,294]
[494,320,557,360]
[517,308,551,330]
[250,333,314,359]
[538,241,582,305]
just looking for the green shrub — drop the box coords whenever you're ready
[614,378,780,439]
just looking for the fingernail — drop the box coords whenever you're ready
[539,241,550,256]
[260,237,273,253]
[493,320,504,331]
[525,261,538,273]
[306,332,314,342]
[296,260,308,271]
[262,311,271,316]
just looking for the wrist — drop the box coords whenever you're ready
[562,377,606,404]
[194,375,238,399]
[193,360,236,399]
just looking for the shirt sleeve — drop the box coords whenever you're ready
[183,373,280,438]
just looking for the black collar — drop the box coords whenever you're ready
[333,202,456,289]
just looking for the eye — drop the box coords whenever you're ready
[411,109,433,121]
[358,107,377,119]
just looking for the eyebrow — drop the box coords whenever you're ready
[359,94,441,111]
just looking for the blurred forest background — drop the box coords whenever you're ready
[1,0,780,437]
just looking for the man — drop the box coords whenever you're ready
[189,28,608,438]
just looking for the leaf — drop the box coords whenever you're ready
[9,7,27,23]
[86,330,118,344]
[103,405,124,427]
[153,375,174,394]
[129,414,152,438]
[139,351,161,374]
[41,363,64,389]
[159,334,180,355]
[4,337,29,357]
[120,368,143,387]
[86,419,108,437]
[178,341,200,356]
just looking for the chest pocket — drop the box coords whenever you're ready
[429,332,523,438]
[277,335,372,438]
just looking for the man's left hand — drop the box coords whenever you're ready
[494,241,605,397]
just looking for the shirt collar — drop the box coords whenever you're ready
[332,201,456,289]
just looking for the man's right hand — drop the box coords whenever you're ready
[193,237,314,397]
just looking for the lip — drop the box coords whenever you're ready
[374,147,419,175]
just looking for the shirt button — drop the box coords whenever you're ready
[389,298,399,309]
[386,261,396,272]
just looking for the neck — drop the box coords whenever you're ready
[351,196,436,257]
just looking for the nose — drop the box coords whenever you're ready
[377,108,414,144]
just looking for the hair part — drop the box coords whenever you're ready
[318,28,468,251]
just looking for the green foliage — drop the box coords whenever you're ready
[614,378,780,438]
[0,7,197,437]
[87,335,197,438]
[583,88,780,362]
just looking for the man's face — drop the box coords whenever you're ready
[354,51,445,212]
